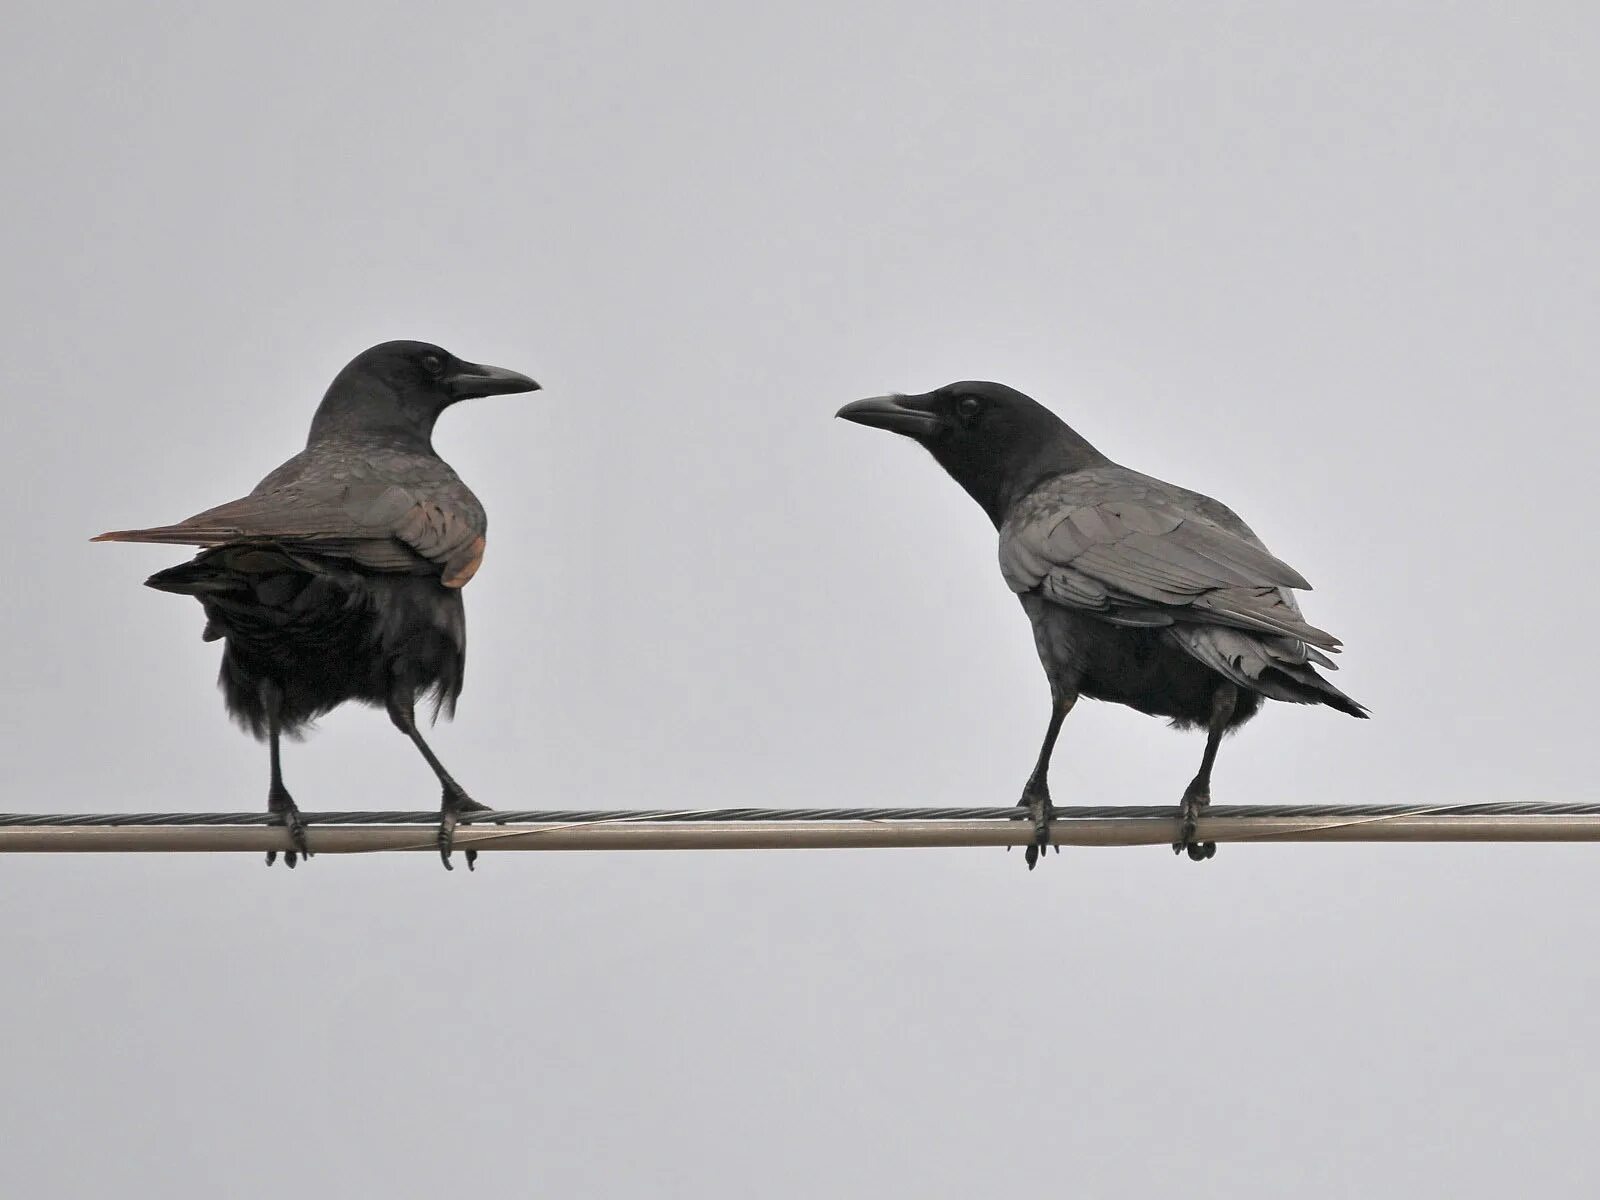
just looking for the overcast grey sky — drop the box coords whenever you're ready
[4,2,1599,1195]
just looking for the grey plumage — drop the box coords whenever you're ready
[838,380,1365,866]
[999,466,1364,720]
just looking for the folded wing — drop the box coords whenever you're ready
[999,469,1340,651]
[94,479,486,589]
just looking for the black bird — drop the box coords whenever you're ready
[838,381,1366,865]
[95,340,539,869]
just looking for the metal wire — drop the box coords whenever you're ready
[0,801,1598,854]
[0,805,1026,827]
[5,800,1600,827]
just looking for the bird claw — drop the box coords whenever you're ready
[1172,789,1216,862]
[266,800,311,868]
[438,810,456,871]
[1018,790,1056,871]
[438,792,490,872]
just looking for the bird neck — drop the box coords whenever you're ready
[307,393,441,454]
[940,429,1110,528]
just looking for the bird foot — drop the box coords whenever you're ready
[1017,789,1058,870]
[1173,787,1216,862]
[266,794,311,868]
[439,791,493,872]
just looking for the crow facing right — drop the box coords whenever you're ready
[838,381,1366,865]
[95,340,539,869]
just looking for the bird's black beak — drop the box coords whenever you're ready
[835,393,946,438]
[445,361,541,400]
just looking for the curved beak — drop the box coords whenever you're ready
[447,361,541,400]
[835,393,945,438]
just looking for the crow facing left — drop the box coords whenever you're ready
[95,340,539,869]
[839,381,1366,867]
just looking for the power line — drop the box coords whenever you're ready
[2,802,1598,854]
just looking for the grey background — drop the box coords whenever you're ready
[3,2,1597,1195]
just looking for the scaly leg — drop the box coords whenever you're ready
[387,690,489,871]
[1175,683,1239,862]
[263,681,309,868]
[1018,689,1077,870]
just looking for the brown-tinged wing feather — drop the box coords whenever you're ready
[95,481,487,588]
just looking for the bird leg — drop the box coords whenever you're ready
[386,691,490,871]
[1175,683,1239,862]
[263,682,310,868]
[1018,690,1076,870]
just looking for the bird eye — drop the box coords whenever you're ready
[955,396,982,421]
[420,354,444,376]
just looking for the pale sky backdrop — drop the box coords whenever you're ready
[4,3,1598,1196]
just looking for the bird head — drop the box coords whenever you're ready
[310,340,540,445]
[836,381,1106,525]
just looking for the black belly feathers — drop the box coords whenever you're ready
[146,544,466,737]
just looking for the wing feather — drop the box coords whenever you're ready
[1000,469,1339,650]
[95,479,486,588]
